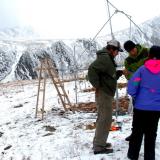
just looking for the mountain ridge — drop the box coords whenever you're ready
[1,16,160,82]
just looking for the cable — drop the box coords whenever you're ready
[106,0,150,42]
[106,0,114,39]
[78,10,117,58]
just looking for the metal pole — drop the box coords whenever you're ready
[73,45,78,104]
[129,16,132,39]
[106,0,114,39]
[61,59,64,80]
[35,61,43,118]
[115,84,119,119]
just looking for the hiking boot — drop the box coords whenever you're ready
[127,152,138,160]
[105,142,112,148]
[93,143,112,150]
[94,148,113,155]
[125,134,132,141]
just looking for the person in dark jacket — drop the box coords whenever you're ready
[123,40,149,141]
[127,45,160,160]
[88,39,123,154]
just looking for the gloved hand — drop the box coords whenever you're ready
[116,70,123,80]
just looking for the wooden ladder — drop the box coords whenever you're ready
[35,58,74,119]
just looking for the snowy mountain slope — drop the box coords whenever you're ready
[0,39,98,82]
[1,16,160,82]
[0,43,17,81]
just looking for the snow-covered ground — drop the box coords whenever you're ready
[0,76,160,160]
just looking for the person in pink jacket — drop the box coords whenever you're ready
[127,45,160,160]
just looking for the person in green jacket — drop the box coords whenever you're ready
[124,40,149,80]
[123,40,149,141]
[88,39,123,154]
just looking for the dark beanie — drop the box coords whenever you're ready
[123,40,136,52]
[149,45,160,59]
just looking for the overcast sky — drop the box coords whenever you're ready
[0,0,160,39]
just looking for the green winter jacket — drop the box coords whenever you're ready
[124,44,149,80]
[88,47,117,96]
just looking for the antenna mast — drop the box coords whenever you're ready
[106,0,114,39]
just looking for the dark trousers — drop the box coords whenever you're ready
[93,90,113,148]
[128,108,160,160]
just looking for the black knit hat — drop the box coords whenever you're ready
[149,45,160,59]
[123,40,136,52]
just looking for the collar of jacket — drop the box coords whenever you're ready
[97,47,114,57]
[96,47,116,67]
[145,59,160,74]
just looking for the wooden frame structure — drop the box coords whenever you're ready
[35,58,74,119]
